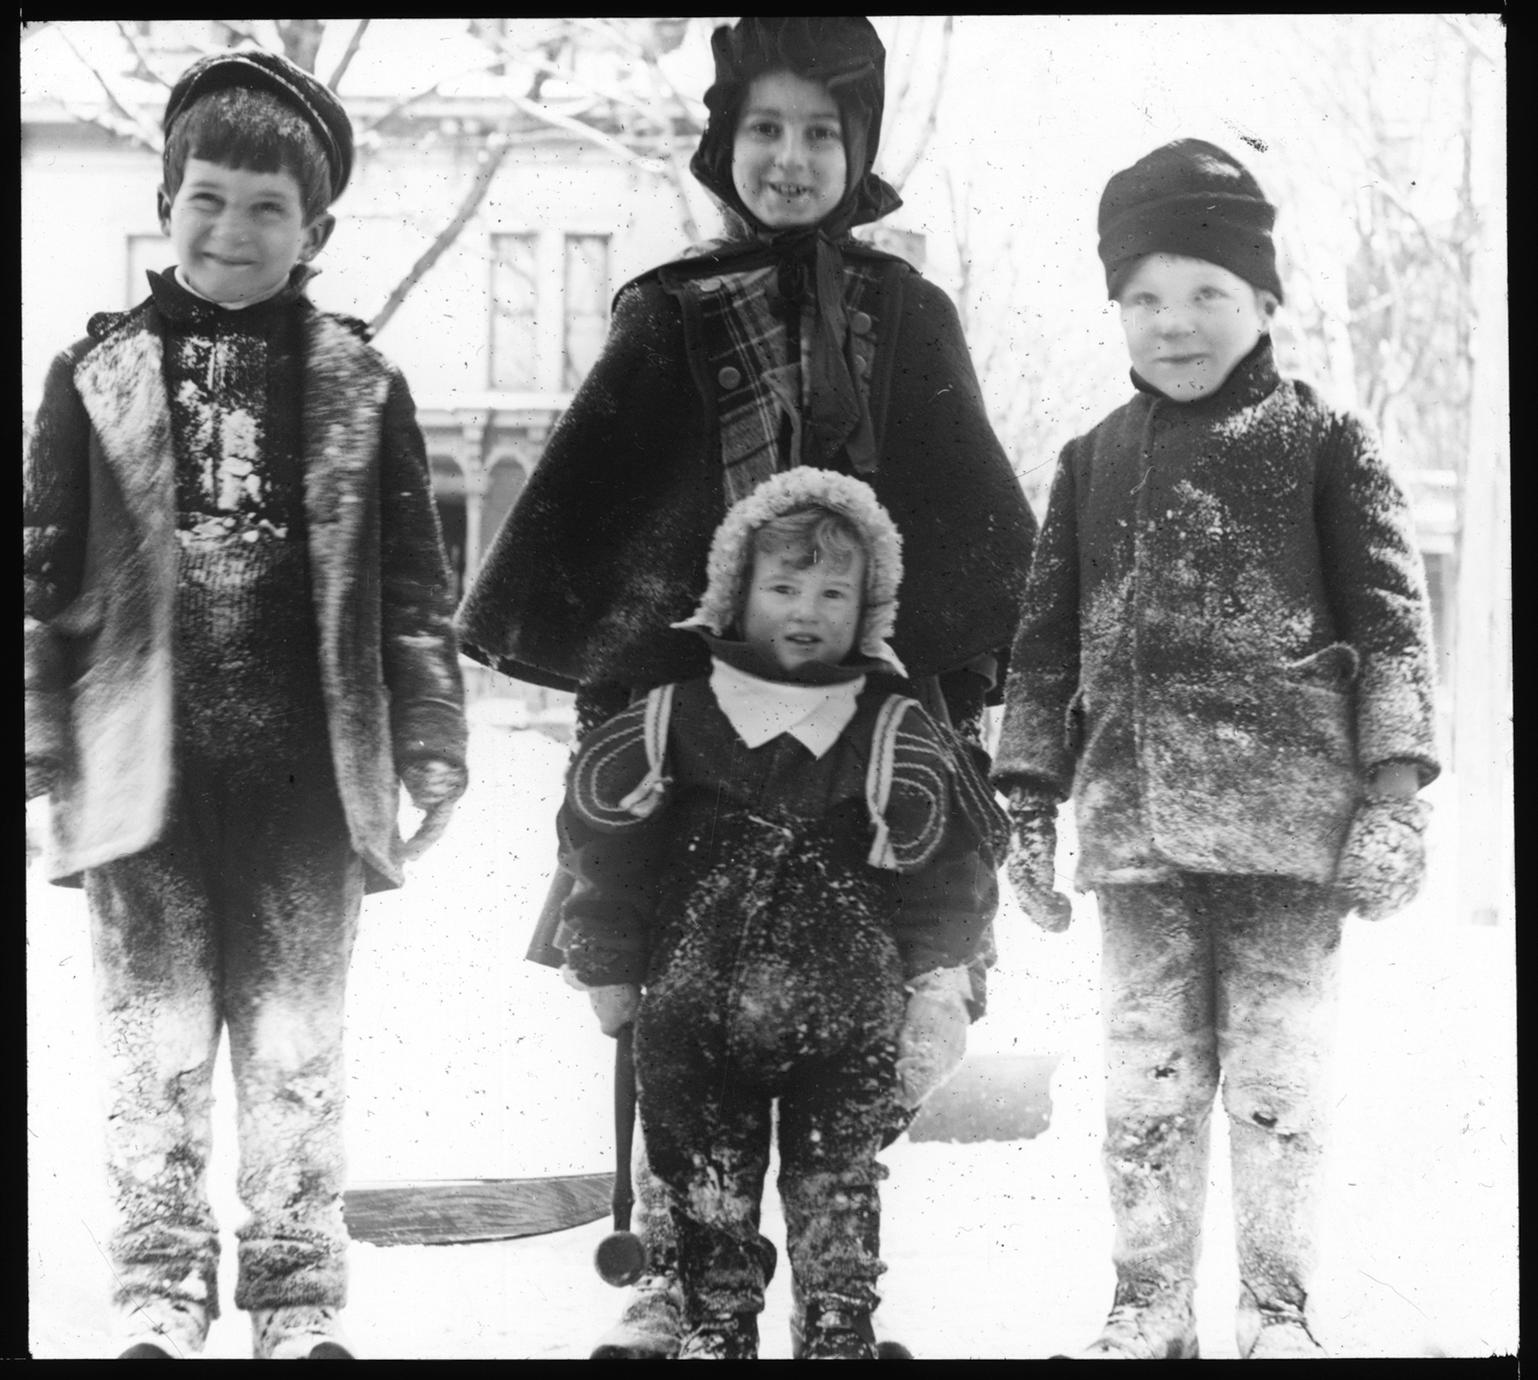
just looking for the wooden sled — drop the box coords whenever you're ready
[344,1172,613,1247]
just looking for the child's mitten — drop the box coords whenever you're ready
[397,758,468,862]
[400,757,468,810]
[561,965,642,1036]
[1334,793,1431,921]
[1005,785,1073,932]
[896,966,972,1109]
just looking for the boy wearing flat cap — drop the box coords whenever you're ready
[993,139,1439,1358]
[23,50,467,1359]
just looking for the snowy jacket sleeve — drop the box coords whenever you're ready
[992,442,1082,798]
[557,699,668,987]
[882,703,1009,980]
[1315,412,1440,784]
[376,366,468,780]
[23,344,93,787]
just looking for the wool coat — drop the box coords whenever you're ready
[993,339,1439,887]
[23,291,466,892]
[453,239,1036,696]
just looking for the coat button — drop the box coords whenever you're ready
[717,365,742,389]
[850,310,873,335]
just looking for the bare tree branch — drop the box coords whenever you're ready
[503,87,666,172]
[274,19,325,75]
[112,20,168,86]
[1437,12,1502,67]
[356,81,447,139]
[53,24,162,150]
[328,18,371,93]
[882,15,952,192]
[369,131,513,337]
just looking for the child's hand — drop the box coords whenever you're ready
[896,966,971,1109]
[1335,792,1431,922]
[400,757,467,810]
[1004,786,1074,932]
[589,984,641,1036]
[561,966,641,1036]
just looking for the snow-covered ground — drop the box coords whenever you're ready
[26,717,1517,1360]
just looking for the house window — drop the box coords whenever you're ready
[489,233,539,390]
[563,234,610,389]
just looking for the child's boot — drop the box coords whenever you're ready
[1073,1279,1200,1359]
[250,1305,354,1360]
[1068,1100,1213,1358]
[590,1156,685,1359]
[676,1311,759,1360]
[590,1269,686,1359]
[799,1303,879,1360]
[113,1296,211,1360]
[1230,1115,1329,1359]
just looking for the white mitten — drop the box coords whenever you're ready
[1335,793,1432,921]
[561,965,641,1036]
[896,966,972,1108]
[1004,786,1073,931]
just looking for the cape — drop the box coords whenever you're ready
[455,239,1036,692]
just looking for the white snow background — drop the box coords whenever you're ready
[26,711,1516,1360]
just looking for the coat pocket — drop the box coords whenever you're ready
[1140,668,1359,880]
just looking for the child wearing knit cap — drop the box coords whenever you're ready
[559,468,1007,1360]
[993,138,1440,1358]
[23,50,467,1360]
[454,15,1035,1359]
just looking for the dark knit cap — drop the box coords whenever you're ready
[1098,138,1283,303]
[164,49,354,202]
[690,15,901,236]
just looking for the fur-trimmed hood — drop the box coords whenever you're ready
[672,467,906,676]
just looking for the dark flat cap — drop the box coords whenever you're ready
[164,49,353,201]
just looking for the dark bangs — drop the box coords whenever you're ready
[163,86,332,221]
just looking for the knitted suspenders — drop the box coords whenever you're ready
[865,694,920,870]
[615,683,918,872]
[615,682,677,820]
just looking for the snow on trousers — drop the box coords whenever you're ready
[1096,873,1348,1322]
[85,750,363,1352]
[634,807,907,1326]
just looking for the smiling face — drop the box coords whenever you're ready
[731,69,849,230]
[1117,253,1277,401]
[740,538,866,675]
[159,157,333,305]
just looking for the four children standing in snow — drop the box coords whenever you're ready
[24,18,1438,1364]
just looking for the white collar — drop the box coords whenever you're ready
[174,266,288,311]
[709,657,865,759]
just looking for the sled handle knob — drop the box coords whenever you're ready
[594,1228,648,1287]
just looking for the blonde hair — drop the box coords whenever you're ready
[738,506,867,616]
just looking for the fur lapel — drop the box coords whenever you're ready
[300,313,392,624]
[72,328,177,607]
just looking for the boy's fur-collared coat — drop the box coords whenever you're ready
[23,294,466,892]
[994,339,1439,886]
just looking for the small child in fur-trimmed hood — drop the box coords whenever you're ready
[558,469,1007,1360]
